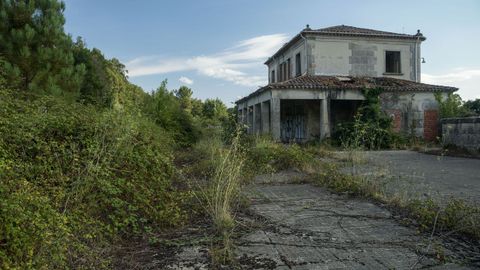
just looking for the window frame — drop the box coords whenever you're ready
[287,58,291,80]
[384,50,402,75]
[295,53,301,77]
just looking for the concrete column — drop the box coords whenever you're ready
[238,109,243,123]
[320,98,330,139]
[261,101,270,134]
[270,98,281,140]
[254,103,262,135]
[248,106,254,134]
[243,108,247,125]
[252,105,256,134]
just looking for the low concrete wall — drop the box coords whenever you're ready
[441,117,480,152]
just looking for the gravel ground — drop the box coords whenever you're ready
[338,150,480,204]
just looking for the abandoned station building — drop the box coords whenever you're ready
[236,25,457,142]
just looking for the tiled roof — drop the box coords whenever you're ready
[236,75,457,103]
[307,25,425,40]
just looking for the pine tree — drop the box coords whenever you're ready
[174,86,193,114]
[72,38,112,106]
[0,0,85,94]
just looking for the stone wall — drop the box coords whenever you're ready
[441,117,480,152]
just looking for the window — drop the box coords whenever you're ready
[385,51,401,74]
[271,70,275,83]
[277,64,281,82]
[295,53,301,76]
[287,58,291,79]
[276,59,294,82]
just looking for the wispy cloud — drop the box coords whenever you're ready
[179,76,193,85]
[126,33,289,87]
[422,68,480,100]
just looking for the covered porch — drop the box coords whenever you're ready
[237,88,364,142]
[236,75,458,142]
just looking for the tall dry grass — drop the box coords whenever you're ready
[192,128,246,265]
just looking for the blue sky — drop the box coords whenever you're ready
[64,0,480,105]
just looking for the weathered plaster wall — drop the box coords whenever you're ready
[380,92,440,137]
[267,39,307,81]
[309,37,420,81]
[238,88,441,140]
[267,35,421,83]
[272,88,365,100]
[441,117,480,152]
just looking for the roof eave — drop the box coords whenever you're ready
[303,30,427,41]
[236,82,457,104]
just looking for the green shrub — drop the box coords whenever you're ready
[245,136,315,175]
[310,163,383,199]
[408,199,480,238]
[0,89,190,268]
[0,179,70,269]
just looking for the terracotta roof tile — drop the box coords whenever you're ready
[236,75,457,103]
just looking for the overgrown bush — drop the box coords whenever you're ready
[245,136,316,175]
[0,89,190,268]
[333,88,401,149]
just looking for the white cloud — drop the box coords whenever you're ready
[422,68,480,100]
[126,33,289,87]
[179,76,193,85]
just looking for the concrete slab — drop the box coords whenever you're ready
[236,184,476,269]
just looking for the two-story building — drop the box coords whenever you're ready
[236,25,457,142]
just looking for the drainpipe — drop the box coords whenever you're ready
[415,36,419,82]
[300,24,310,75]
[414,30,421,82]
[300,33,307,75]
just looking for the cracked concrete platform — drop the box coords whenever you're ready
[236,183,475,269]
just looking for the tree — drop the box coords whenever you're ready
[463,99,480,115]
[72,38,111,106]
[191,98,204,118]
[434,92,470,118]
[202,98,228,120]
[143,80,200,146]
[0,0,84,94]
[174,86,193,114]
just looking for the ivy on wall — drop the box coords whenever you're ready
[334,87,398,149]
